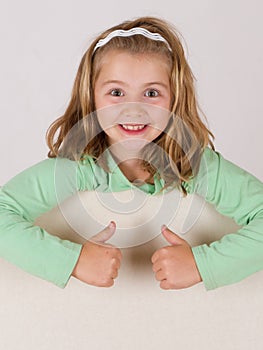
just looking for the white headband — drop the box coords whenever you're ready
[93,27,172,53]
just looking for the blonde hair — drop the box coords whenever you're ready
[46,16,215,195]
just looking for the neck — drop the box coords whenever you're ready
[109,146,153,184]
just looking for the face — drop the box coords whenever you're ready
[94,50,172,151]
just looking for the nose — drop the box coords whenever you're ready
[120,102,145,119]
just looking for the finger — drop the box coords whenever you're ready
[97,278,114,288]
[111,257,121,270]
[108,247,122,260]
[111,268,119,279]
[155,270,166,282]
[91,221,116,243]
[151,251,159,264]
[152,247,169,263]
[161,224,186,246]
[104,278,114,287]
[115,248,123,261]
[160,280,171,290]
[152,261,162,273]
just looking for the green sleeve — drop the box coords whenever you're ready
[0,157,83,288]
[188,148,263,290]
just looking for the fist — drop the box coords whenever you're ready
[72,221,122,287]
[151,225,202,290]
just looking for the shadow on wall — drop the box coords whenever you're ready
[35,190,241,279]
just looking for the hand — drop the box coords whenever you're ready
[151,225,202,290]
[72,221,122,287]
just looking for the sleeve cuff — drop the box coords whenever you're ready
[48,240,83,289]
[192,245,218,291]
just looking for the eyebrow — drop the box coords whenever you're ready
[143,81,169,89]
[102,80,128,86]
[102,80,169,89]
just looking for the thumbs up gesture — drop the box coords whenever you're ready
[72,221,122,287]
[151,225,202,290]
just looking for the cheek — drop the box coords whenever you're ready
[147,126,164,141]
[96,106,117,132]
[96,119,113,142]
[94,84,108,109]
[147,106,171,131]
[94,92,103,110]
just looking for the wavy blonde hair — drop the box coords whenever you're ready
[46,16,215,195]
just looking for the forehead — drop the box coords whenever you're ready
[95,49,171,83]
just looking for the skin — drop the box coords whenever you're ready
[72,50,202,289]
[94,50,171,182]
[72,221,122,287]
[94,50,172,144]
[152,225,202,289]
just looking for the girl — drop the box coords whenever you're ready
[0,16,262,290]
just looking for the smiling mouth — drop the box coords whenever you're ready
[118,124,148,131]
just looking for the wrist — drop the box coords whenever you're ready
[71,245,84,278]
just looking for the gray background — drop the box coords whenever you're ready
[0,1,262,349]
[0,0,262,183]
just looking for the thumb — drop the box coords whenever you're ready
[91,221,116,244]
[161,225,185,246]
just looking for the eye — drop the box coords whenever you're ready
[110,89,124,97]
[145,89,159,98]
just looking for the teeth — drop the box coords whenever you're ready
[121,124,146,131]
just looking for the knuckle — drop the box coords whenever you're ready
[112,258,121,269]
[112,269,118,279]
[152,264,158,272]
[163,277,180,290]
[158,258,169,271]
[107,279,114,287]
[115,248,122,258]
[109,247,121,257]
[160,247,169,256]
[160,282,170,290]
[161,258,169,267]
[100,278,114,287]
[156,274,163,282]
[113,259,121,269]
